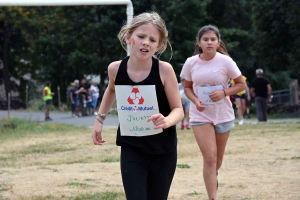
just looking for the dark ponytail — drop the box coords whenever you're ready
[217,40,229,56]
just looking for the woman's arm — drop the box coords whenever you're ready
[184,80,205,112]
[224,75,247,96]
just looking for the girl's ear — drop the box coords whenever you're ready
[125,33,131,44]
[197,40,201,48]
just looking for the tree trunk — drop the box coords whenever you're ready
[2,22,13,101]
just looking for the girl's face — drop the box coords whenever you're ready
[126,23,161,59]
[197,31,220,55]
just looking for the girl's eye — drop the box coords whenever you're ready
[138,36,144,38]
[150,39,156,42]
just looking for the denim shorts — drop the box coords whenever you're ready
[182,100,190,112]
[190,120,234,134]
[234,93,246,99]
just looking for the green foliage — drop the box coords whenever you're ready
[0,7,49,101]
[65,182,92,188]
[206,0,254,75]
[1,0,300,100]
[20,143,77,155]
[0,118,85,142]
[187,191,202,196]
[101,157,120,163]
[251,0,300,89]
[73,192,125,200]
[1,192,126,200]
[28,99,47,111]
[177,164,191,168]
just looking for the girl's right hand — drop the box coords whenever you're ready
[195,99,206,112]
[92,120,106,145]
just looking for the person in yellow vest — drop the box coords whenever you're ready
[43,81,55,121]
[230,75,251,125]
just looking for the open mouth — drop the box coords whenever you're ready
[140,49,149,52]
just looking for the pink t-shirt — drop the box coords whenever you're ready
[180,52,241,125]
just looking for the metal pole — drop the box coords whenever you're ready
[7,92,10,118]
[57,86,61,111]
[26,84,29,109]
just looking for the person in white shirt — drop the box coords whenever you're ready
[90,81,100,115]
[178,77,191,130]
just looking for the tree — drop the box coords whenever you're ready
[205,0,254,77]
[251,0,300,89]
[0,7,44,102]
[31,6,128,103]
[132,0,211,77]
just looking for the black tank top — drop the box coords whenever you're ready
[115,56,177,154]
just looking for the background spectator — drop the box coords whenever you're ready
[251,69,273,122]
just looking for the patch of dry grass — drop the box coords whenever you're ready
[0,122,300,199]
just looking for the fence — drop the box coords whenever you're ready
[1,79,299,111]
[272,89,290,104]
[272,80,299,105]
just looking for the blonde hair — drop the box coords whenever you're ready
[117,12,172,58]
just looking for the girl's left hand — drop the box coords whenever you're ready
[147,114,171,129]
[209,90,225,102]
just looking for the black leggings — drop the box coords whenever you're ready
[120,146,177,200]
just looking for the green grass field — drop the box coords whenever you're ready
[0,118,300,200]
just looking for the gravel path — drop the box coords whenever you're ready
[1,110,299,128]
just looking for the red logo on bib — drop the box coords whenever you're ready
[127,87,144,105]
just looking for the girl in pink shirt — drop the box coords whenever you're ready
[180,25,246,200]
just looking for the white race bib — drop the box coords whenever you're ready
[115,85,162,136]
[197,85,224,104]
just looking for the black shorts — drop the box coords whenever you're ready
[45,100,52,105]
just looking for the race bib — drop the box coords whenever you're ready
[197,85,224,104]
[115,85,162,136]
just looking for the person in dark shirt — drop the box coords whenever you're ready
[77,77,90,116]
[250,69,273,121]
[69,83,78,118]
[92,12,183,200]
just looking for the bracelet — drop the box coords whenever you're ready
[95,118,103,124]
[223,89,227,97]
[96,113,106,120]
